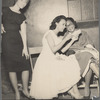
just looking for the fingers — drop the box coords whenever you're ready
[72,34,79,41]
[3,29,6,33]
[22,52,24,57]
[1,25,6,33]
[65,34,72,40]
[2,27,6,33]
[22,52,30,60]
[25,54,30,60]
[1,29,6,34]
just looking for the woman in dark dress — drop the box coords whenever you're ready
[1,0,31,99]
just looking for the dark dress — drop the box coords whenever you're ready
[2,7,31,72]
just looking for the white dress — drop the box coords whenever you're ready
[30,30,81,99]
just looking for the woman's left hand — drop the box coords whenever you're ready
[72,35,79,41]
[22,48,30,59]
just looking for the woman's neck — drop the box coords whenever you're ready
[10,4,20,13]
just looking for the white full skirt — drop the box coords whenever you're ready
[30,52,81,99]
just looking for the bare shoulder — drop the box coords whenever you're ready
[46,30,54,38]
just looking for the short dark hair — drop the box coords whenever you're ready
[66,17,78,28]
[50,15,67,30]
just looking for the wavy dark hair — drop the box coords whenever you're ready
[50,15,67,30]
[66,17,78,29]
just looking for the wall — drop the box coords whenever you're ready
[25,0,99,51]
[25,0,68,47]
[82,27,99,50]
[2,0,99,50]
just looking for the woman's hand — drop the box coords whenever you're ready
[64,33,72,41]
[1,24,6,34]
[22,48,30,59]
[71,29,81,41]
[72,35,79,42]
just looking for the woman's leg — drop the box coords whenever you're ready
[90,63,99,78]
[73,84,83,97]
[9,72,20,100]
[21,70,30,97]
[68,84,83,99]
[84,69,92,97]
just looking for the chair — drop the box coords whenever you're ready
[28,47,42,72]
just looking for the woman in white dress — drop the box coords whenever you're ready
[30,15,83,99]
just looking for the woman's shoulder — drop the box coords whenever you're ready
[44,30,55,39]
[2,7,9,14]
[20,13,26,21]
[45,30,54,36]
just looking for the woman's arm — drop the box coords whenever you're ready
[46,33,72,54]
[61,35,79,53]
[20,21,29,59]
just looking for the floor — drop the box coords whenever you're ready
[2,87,99,100]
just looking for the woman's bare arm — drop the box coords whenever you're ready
[61,35,79,53]
[46,32,72,54]
[20,21,27,49]
[20,21,29,59]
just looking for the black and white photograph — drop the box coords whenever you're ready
[0,0,100,100]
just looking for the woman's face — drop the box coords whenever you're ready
[66,20,75,33]
[17,0,28,9]
[56,19,66,32]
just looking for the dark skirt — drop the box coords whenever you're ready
[2,31,31,72]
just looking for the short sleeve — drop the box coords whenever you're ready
[16,14,26,24]
[21,14,26,22]
[2,7,8,23]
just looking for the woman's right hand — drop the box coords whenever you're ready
[64,34,72,40]
[1,24,6,34]
[22,47,30,60]
[72,35,79,41]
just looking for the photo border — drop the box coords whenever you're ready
[0,0,100,100]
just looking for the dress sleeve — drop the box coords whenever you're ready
[2,7,7,14]
[17,14,26,24]
[2,7,8,23]
[21,14,26,22]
